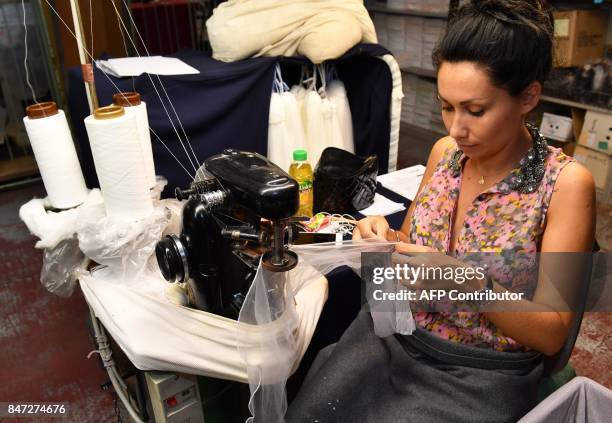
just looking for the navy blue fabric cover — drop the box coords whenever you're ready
[67,44,392,198]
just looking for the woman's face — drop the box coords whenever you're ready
[437,61,526,159]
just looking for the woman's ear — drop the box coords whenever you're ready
[520,81,542,114]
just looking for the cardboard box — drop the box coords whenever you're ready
[578,110,612,155]
[540,113,573,142]
[573,144,612,203]
[553,10,608,67]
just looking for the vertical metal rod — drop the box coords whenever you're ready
[68,0,98,113]
[273,222,284,265]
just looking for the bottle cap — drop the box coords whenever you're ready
[112,92,141,107]
[293,149,307,161]
[25,102,58,119]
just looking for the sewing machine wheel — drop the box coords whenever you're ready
[261,250,298,272]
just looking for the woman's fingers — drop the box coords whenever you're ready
[353,217,391,241]
[394,242,433,255]
[375,219,389,241]
[355,219,376,239]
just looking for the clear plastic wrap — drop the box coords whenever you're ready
[150,175,168,201]
[237,240,410,422]
[40,236,88,297]
[76,197,170,280]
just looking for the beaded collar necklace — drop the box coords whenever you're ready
[448,123,549,194]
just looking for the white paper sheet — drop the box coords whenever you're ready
[96,56,200,77]
[359,193,406,216]
[376,164,426,201]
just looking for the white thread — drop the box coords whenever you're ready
[84,111,153,221]
[119,0,199,169]
[41,0,194,180]
[21,0,38,103]
[113,0,136,92]
[123,102,156,188]
[23,110,88,209]
[111,0,200,173]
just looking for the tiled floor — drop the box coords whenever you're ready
[0,184,116,422]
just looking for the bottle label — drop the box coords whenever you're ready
[299,180,313,209]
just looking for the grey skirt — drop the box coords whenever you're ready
[286,312,543,423]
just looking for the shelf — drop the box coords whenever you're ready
[401,66,437,79]
[397,69,610,113]
[0,155,39,184]
[540,95,611,115]
[365,1,448,19]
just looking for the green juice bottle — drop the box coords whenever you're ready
[288,149,314,217]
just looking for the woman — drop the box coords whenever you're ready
[287,1,595,422]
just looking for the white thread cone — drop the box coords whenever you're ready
[23,109,88,209]
[124,101,156,188]
[84,111,153,221]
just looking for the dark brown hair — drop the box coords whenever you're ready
[433,0,555,96]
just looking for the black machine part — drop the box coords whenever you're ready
[156,235,189,283]
[205,149,299,220]
[155,150,301,317]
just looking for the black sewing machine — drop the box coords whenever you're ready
[155,149,299,318]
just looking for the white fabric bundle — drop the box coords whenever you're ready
[267,93,286,169]
[207,0,377,64]
[18,189,102,249]
[80,239,409,422]
[84,111,153,221]
[79,262,328,384]
[267,65,356,170]
[23,109,88,209]
[281,92,306,168]
[327,80,355,153]
[267,70,306,172]
[123,102,156,188]
[267,92,306,172]
[303,90,327,168]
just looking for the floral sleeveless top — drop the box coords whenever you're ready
[409,135,573,352]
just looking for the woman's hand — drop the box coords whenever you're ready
[352,216,390,241]
[393,243,487,292]
[394,242,437,254]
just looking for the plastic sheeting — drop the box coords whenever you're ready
[79,262,328,384]
[76,198,169,280]
[81,240,408,422]
[40,237,87,297]
[238,240,411,422]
